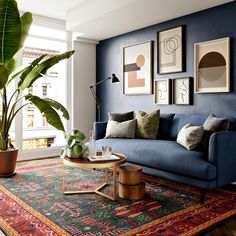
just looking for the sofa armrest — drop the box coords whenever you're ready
[93,122,107,140]
[209,131,236,187]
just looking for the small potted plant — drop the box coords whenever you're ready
[60,130,88,158]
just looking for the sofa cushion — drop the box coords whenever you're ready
[203,114,229,131]
[105,119,136,138]
[228,116,236,131]
[177,123,204,150]
[95,139,216,181]
[201,114,229,150]
[169,114,207,140]
[157,113,174,140]
[136,110,160,139]
[108,111,134,122]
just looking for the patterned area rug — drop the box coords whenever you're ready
[0,161,236,236]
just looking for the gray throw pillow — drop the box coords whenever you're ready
[105,119,136,138]
[177,123,204,150]
[201,114,229,151]
[108,111,134,122]
[203,114,229,131]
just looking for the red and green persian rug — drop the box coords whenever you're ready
[0,161,236,235]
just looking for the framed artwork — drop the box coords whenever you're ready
[173,77,191,105]
[154,79,171,105]
[157,26,184,74]
[194,37,230,93]
[123,41,153,95]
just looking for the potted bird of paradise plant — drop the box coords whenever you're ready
[0,0,74,177]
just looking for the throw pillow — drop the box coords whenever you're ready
[105,119,136,138]
[203,114,229,131]
[108,111,134,122]
[201,114,229,150]
[136,110,160,139]
[177,123,204,150]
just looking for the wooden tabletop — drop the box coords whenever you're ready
[63,152,127,169]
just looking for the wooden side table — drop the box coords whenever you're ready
[119,164,145,200]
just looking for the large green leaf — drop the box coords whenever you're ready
[0,0,22,63]
[5,58,16,75]
[25,94,65,131]
[0,64,8,89]
[19,51,74,90]
[18,12,32,51]
[44,98,69,120]
[7,65,28,85]
[18,54,46,87]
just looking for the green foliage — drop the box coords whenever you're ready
[0,64,8,89]
[60,129,87,158]
[0,0,74,150]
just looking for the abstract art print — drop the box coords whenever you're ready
[154,79,171,105]
[157,26,184,74]
[194,37,230,93]
[123,41,153,95]
[173,77,190,105]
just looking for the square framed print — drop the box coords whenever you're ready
[194,37,230,93]
[123,41,153,95]
[157,26,184,74]
[173,77,191,105]
[154,79,172,105]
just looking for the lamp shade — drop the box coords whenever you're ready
[111,74,120,83]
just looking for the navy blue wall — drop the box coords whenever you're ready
[96,2,236,121]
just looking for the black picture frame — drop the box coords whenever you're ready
[157,25,185,74]
[172,77,193,105]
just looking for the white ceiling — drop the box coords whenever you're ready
[17,0,233,41]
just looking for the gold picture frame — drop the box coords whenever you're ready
[154,79,172,105]
[194,37,230,93]
[123,41,153,95]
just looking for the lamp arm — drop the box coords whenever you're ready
[90,77,110,88]
[90,86,102,108]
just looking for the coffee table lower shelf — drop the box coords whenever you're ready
[63,168,117,200]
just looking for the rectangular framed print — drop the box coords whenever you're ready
[157,26,184,74]
[173,77,190,105]
[154,79,171,105]
[123,41,153,95]
[194,37,230,93]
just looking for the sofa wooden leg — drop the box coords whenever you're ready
[200,189,206,204]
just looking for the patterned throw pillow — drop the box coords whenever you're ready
[108,111,134,122]
[105,119,136,138]
[177,123,204,150]
[136,110,160,139]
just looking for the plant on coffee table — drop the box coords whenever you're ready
[60,129,88,158]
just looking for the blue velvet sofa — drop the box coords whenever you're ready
[94,114,236,195]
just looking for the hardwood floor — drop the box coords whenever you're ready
[16,158,236,236]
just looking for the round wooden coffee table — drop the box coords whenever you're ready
[62,152,126,200]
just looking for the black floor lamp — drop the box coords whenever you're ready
[90,74,119,122]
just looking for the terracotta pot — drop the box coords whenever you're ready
[0,148,18,177]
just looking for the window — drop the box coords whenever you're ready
[27,109,34,127]
[42,114,48,127]
[28,86,33,94]
[9,18,71,159]
[42,84,48,97]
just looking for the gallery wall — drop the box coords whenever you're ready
[96,1,236,121]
